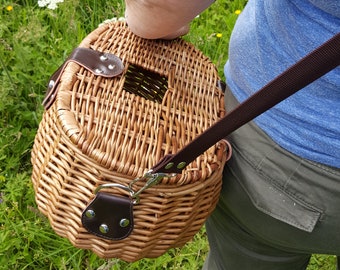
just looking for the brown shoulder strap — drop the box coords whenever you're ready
[152,33,340,174]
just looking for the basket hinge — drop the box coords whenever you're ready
[42,47,124,110]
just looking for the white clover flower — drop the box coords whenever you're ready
[98,17,126,27]
[38,0,64,10]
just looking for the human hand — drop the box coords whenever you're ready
[124,0,214,40]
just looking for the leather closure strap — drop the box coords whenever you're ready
[42,47,124,109]
[81,192,134,240]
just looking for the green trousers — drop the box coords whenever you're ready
[203,88,340,270]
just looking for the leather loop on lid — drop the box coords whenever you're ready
[43,48,124,110]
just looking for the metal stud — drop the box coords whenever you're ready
[48,80,55,89]
[99,224,109,234]
[100,55,108,61]
[164,162,174,170]
[95,68,103,74]
[119,218,130,228]
[176,162,187,169]
[85,209,95,218]
[108,64,115,70]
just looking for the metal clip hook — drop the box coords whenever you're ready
[129,171,176,204]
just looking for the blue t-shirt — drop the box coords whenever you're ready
[225,0,340,168]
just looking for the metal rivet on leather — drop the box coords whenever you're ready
[108,64,115,70]
[165,162,174,170]
[119,219,130,228]
[48,80,55,89]
[100,55,108,61]
[85,209,95,218]
[176,162,187,169]
[99,224,109,234]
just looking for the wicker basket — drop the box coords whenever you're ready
[31,21,228,262]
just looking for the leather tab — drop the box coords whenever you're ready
[81,192,134,240]
[43,48,124,110]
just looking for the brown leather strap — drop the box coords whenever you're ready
[151,33,340,174]
[43,48,124,109]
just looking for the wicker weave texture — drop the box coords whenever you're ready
[31,21,227,261]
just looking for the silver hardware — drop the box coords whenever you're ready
[94,183,138,204]
[95,68,103,74]
[99,224,109,234]
[48,80,55,89]
[129,171,176,204]
[164,162,174,170]
[85,209,95,218]
[95,183,133,195]
[95,173,175,206]
[119,219,130,228]
[108,64,115,70]
[100,55,108,61]
[176,162,187,169]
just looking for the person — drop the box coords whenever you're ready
[124,0,340,269]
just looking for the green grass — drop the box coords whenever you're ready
[0,0,337,269]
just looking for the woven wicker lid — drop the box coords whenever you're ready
[54,21,225,184]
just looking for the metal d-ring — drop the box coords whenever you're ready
[94,183,139,204]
